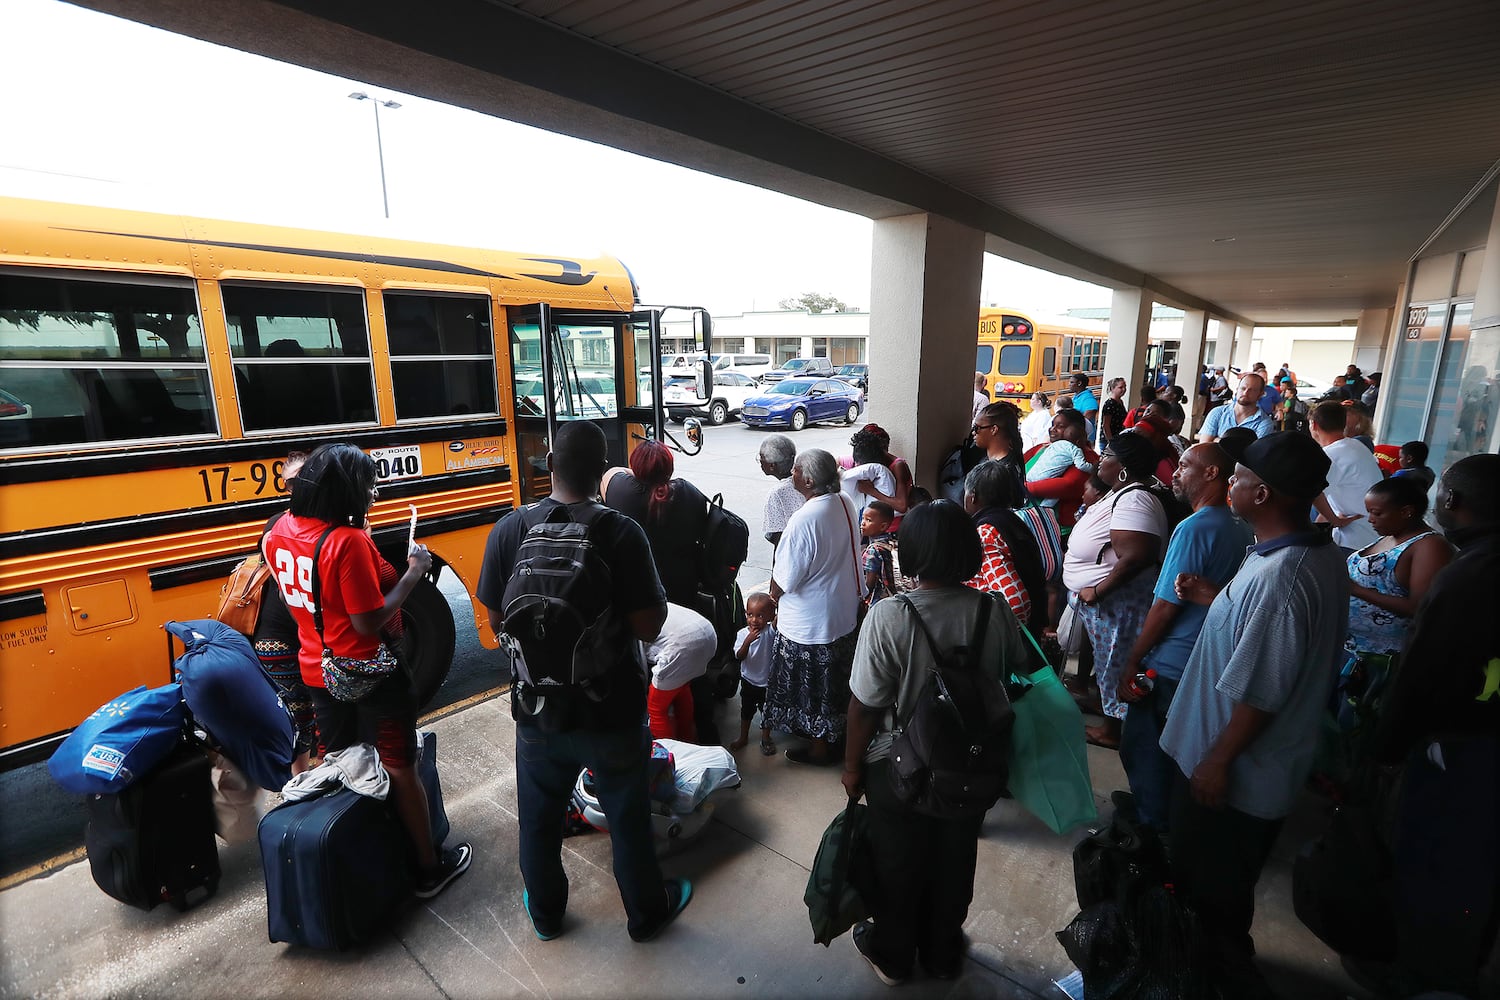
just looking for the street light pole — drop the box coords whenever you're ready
[348,91,402,218]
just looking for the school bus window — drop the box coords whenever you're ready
[1061,337,1073,372]
[975,344,994,374]
[998,344,1031,376]
[556,324,619,421]
[383,291,497,420]
[0,271,214,449]
[223,283,376,431]
[1043,346,1057,377]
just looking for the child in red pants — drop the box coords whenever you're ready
[646,603,718,741]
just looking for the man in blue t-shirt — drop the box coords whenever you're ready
[1116,443,1252,830]
[1067,372,1099,442]
[1198,372,1272,442]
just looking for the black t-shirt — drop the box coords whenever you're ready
[476,497,666,732]
[603,473,709,607]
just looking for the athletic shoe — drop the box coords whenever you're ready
[629,878,693,942]
[852,921,906,986]
[414,842,472,899]
[522,889,562,941]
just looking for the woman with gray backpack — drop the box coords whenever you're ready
[840,500,1046,985]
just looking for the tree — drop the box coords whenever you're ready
[778,292,850,314]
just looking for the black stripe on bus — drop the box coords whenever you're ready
[0,466,513,561]
[0,730,70,772]
[0,418,508,486]
[0,589,46,623]
[148,504,515,592]
[58,228,524,281]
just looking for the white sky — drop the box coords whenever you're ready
[0,0,1112,318]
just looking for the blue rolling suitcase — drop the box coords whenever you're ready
[259,732,450,949]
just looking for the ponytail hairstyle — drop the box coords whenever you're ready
[628,439,675,522]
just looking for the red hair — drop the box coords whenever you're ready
[629,439,675,522]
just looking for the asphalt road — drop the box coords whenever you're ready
[0,406,879,883]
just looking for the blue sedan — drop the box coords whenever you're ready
[739,378,864,431]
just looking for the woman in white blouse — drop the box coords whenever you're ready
[765,449,865,765]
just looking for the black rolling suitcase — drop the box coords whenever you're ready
[259,732,449,950]
[84,738,220,911]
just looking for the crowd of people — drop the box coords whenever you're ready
[255,352,1494,996]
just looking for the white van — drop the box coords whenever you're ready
[712,353,774,381]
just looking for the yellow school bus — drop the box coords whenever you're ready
[975,306,1109,411]
[0,197,709,768]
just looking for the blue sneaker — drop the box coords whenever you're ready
[629,878,693,942]
[522,889,563,941]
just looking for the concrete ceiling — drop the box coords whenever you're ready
[72,0,1500,324]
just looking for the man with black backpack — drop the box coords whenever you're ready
[476,422,691,943]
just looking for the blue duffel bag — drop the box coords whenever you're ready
[169,619,294,792]
[48,682,186,795]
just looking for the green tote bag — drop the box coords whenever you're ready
[1007,645,1098,834]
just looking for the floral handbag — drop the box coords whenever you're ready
[309,526,400,702]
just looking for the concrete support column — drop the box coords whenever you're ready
[868,213,984,491]
[1175,308,1208,432]
[1472,192,1500,456]
[1211,317,1235,368]
[1352,308,1392,373]
[800,336,815,358]
[1102,287,1154,447]
[1232,322,1255,371]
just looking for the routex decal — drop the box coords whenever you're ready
[445,438,505,471]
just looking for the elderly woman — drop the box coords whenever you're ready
[766,449,865,765]
[842,500,1045,984]
[758,434,804,552]
[1061,432,1169,748]
[962,460,1048,637]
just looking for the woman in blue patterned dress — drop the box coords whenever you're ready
[1346,477,1454,657]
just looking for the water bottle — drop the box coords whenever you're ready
[1126,668,1157,699]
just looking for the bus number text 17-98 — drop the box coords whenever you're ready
[196,461,287,503]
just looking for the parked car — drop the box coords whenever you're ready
[712,353,774,381]
[740,377,864,431]
[760,356,836,385]
[665,370,761,425]
[638,352,706,376]
[833,363,869,392]
[515,373,618,418]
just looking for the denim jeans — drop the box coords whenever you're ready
[1118,675,1180,830]
[514,722,667,937]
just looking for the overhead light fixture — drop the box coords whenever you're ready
[1212,237,1236,243]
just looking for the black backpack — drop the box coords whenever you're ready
[887,595,1015,819]
[499,502,623,691]
[700,492,749,592]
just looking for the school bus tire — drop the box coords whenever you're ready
[400,575,456,710]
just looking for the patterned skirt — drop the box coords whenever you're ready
[254,637,318,756]
[764,628,858,742]
[1076,570,1158,722]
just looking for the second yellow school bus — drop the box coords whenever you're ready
[975,306,1109,411]
[0,197,707,768]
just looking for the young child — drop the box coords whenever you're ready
[1076,474,1110,524]
[860,501,898,606]
[1027,436,1096,509]
[729,593,777,756]
[1392,440,1436,491]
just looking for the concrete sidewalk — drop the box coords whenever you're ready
[0,695,1368,999]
